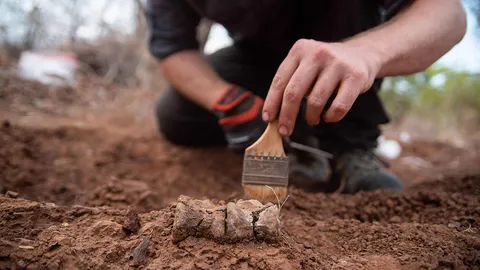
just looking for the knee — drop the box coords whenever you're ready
[154,87,225,146]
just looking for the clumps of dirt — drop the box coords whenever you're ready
[0,72,119,115]
[0,120,47,195]
[0,72,77,109]
[0,195,298,269]
[172,196,279,243]
[0,122,241,212]
[123,205,141,234]
[2,193,479,269]
[400,139,466,166]
[87,178,163,213]
[287,174,480,226]
[1,110,480,268]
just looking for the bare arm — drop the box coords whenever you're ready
[347,0,467,77]
[262,0,467,136]
[160,50,230,110]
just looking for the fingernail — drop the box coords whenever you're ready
[315,118,320,125]
[279,125,289,136]
[262,111,270,121]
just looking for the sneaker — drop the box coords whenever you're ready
[285,136,333,192]
[332,149,403,194]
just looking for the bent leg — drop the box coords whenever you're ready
[155,86,226,146]
[155,45,280,147]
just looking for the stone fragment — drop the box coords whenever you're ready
[123,205,141,234]
[6,191,19,198]
[254,204,279,242]
[132,235,150,266]
[389,216,402,223]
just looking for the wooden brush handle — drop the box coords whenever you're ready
[245,120,286,157]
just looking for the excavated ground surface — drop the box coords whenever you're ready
[0,74,479,269]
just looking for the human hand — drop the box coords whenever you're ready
[262,39,381,136]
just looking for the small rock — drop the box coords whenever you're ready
[399,255,411,262]
[303,243,312,249]
[132,235,150,266]
[448,221,462,229]
[389,216,402,223]
[44,202,57,208]
[328,226,339,232]
[123,205,141,234]
[304,219,316,227]
[6,191,19,198]
[52,235,71,246]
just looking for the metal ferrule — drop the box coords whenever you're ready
[242,154,289,186]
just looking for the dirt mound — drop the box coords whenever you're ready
[0,121,243,212]
[1,78,479,269]
[1,121,479,269]
[288,174,479,225]
[1,181,479,269]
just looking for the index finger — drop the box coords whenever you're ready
[262,56,299,122]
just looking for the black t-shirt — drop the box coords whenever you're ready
[145,0,408,60]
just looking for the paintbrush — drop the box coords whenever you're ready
[242,120,289,202]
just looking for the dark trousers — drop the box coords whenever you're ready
[156,2,391,154]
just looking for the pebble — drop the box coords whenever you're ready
[448,221,461,229]
[389,216,402,223]
[6,191,19,198]
[303,243,312,249]
[123,205,141,234]
[328,226,339,232]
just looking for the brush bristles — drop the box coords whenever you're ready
[242,184,288,203]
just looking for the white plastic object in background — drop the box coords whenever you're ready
[375,136,402,160]
[18,51,79,86]
[203,24,234,55]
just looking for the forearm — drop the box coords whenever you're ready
[160,50,230,109]
[346,0,466,77]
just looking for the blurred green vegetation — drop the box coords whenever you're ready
[380,67,480,131]
[379,0,480,139]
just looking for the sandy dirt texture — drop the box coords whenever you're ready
[0,73,479,269]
